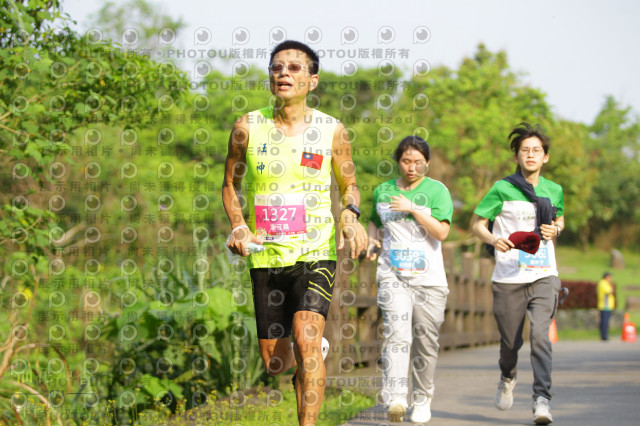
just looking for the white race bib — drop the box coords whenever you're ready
[518,247,550,272]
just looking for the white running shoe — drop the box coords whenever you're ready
[387,399,407,423]
[494,375,516,411]
[410,396,432,423]
[532,396,553,425]
[321,337,329,361]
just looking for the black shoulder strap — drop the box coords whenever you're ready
[483,173,556,257]
[504,172,557,235]
[485,219,495,256]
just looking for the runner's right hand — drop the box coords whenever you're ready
[493,237,515,253]
[366,238,381,261]
[228,226,263,257]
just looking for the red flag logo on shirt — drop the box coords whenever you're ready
[300,152,323,170]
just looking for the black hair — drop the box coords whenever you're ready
[269,40,319,75]
[603,272,612,279]
[509,122,550,155]
[393,136,430,163]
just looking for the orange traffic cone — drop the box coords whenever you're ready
[549,318,558,344]
[621,313,637,342]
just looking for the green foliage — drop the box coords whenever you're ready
[2,1,640,423]
[410,45,553,225]
[88,0,186,51]
[0,0,187,171]
[0,242,262,425]
[585,96,640,244]
[557,245,640,310]
[0,0,189,278]
[542,120,595,235]
[0,1,190,424]
[164,387,377,426]
[101,251,263,424]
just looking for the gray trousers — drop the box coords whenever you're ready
[492,275,561,401]
[377,280,449,406]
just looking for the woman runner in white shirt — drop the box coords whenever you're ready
[367,136,453,423]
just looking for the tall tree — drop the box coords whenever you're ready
[542,120,594,240]
[586,96,640,245]
[0,2,188,421]
[397,44,554,226]
[87,0,185,51]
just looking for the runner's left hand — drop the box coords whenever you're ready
[540,223,557,241]
[389,194,414,213]
[338,210,367,259]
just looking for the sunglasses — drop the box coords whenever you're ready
[269,62,309,74]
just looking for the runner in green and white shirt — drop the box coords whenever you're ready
[367,136,452,424]
[476,176,564,283]
[472,122,565,425]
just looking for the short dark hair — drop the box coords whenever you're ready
[603,272,612,279]
[509,122,550,155]
[269,40,319,74]
[393,136,430,163]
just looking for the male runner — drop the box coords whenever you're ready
[472,123,564,425]
[222,40,367,426]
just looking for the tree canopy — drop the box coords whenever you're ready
[1,0,639,423]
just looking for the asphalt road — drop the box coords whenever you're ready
[341,339,640,426]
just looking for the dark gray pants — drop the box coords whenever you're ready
[492,276,561,401]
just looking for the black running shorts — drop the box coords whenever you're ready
[250,260,336,340]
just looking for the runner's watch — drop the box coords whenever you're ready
[343,204,361,219]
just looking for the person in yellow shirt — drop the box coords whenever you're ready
[597,272,615,341]
[222,40,367,426]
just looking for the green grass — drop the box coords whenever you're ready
[556,246,640,286]
[158,387,375,426]
[556,245,640,325]
[556,327,622,341]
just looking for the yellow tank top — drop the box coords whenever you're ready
[245,106,338,268]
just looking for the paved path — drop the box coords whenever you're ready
[337,339,640,425]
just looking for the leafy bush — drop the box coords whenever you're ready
[559,280,599,309]
[99,243,264,423]
[0,239,264,425]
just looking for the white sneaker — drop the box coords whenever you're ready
[410,396,432,423]
[387,399,407,423]
[494,375,516,410]
[321,337,329,361]
[532,396,553,425]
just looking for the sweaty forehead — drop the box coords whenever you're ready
[272,49,308,63]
